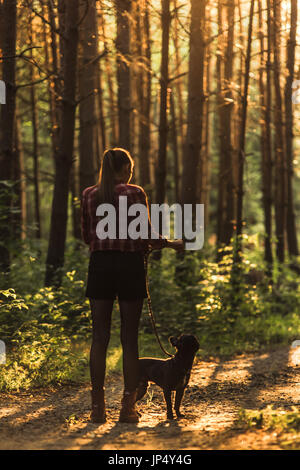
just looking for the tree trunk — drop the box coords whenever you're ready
[200,5,211,229]
[223,0,235,244]
[116,0,132,150]
[181,0,205,208]
[78,0,98,193]
[259,0,273,265]
[70,157,82,242]
[45,0,80,286]
[216,0,226,245]
[232,0,243,207]
[170,87,179,202]
[155,0,171,206]
[272,0,286,262]
[236,0,255,242]
[136,0,151,193]
[94,14,106,166]
[12,108,27,241]
[217,0,235,245]
[99,2,118,146]
[285,0,298,257]
[172,0,185,195]
[29,16,42,239]
[130,0,139,171]
[0,0,17,273]
[47,0,61,161]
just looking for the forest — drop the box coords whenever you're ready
[0,0,299,451]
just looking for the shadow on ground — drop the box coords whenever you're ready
[0,346,299,450]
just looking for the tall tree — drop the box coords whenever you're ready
[12,107,27,241]
[42,0,60,163]
[0,0,17,273]
[29,14,41,239]
[236,0,255,242]
[272,0,286,262]
[99,1,118,146]
[155,0,171,206]
[200,4,211,229]
[78,0,98,193]
[45,0,80,286]
[216,0,226,245]
[181,0,205,209]
[116,0,132,150]
[170,86,180,202]
[285,0,298,257]
[223,0,235,244]
[136,0,151,193]
[130,0,139,165]
[94,14,106,163]
[217,0,235,245]
[172,0,185,193]
[259,0,273,266]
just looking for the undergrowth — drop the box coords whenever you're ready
[238,405,300,433]
[238,406,300,449]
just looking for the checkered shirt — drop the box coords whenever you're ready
[81,183,168,252]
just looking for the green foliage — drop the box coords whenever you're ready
[0,283,89,391]
[0,288,30,342]
[238,406,300,433]
[0,327,88,391]
[193,244,300,355]
[146,242,300,356]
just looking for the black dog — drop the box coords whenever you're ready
[136,334,200,420]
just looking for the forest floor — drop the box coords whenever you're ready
[0,345,299,450]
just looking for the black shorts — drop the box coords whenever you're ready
[85,250,148,300]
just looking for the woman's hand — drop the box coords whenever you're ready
[167,239,185,252]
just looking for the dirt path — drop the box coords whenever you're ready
[0,346,299,450]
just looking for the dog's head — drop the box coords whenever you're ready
[169,334,200,354]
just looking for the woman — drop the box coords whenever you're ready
[81,148,184,424]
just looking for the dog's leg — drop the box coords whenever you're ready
[136,381,148,402]
[163,388,174,420]
[174,387,185,418]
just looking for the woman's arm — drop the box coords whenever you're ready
[165,239,185,252]
[136,187,184,252]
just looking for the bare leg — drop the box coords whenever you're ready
[119,298,144,392]
[89,298,114,390]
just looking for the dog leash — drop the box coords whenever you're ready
[143,246,174,358]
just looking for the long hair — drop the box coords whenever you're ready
[97,148,134,205]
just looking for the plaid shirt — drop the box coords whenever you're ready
[81,183,168,252]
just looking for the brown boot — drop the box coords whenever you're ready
[119,390,139,423]
[90,388,106,423]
